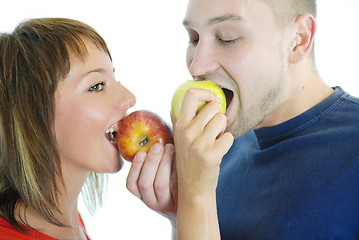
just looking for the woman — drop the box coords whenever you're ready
[0,18,230,240]
[0,18,174,239]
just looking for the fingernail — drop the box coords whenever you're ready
[165,144,174,154]
[151,143,162,153]
[134,151,146,161]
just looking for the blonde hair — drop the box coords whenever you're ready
[263,0,317,28]
[0,18,110,231]
[263,0,317,64]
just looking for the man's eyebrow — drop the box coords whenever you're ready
[183,14,244,27]
[208,15,244,25]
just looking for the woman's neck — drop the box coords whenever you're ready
[15,164,89,239]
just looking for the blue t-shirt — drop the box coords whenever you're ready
[217,87,359,240]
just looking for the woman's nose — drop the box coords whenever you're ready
[114,83,136,111]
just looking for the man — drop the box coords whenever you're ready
[127,0,359,239]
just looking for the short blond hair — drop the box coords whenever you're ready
[263,0,317,65]
[263,0,317,28]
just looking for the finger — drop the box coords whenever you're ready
[170,111,176,128]
[137,143,164,206]
[169,156,178,208]
[154,144,175,205]
[214,132,234,156]
[201,112,227,140]
[126,151,146,198]
[170,112,178,135]
[179,88,219,122]
[191,101,221,130]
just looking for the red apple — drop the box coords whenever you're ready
[116,110,173,162]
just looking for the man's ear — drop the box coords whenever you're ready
[289,14,316,64]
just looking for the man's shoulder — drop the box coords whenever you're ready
[325,89,359,125]
[335,88,359,107]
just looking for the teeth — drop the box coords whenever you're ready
[110,131,115,140]
[106,124,119,143]
[105,127,117,134]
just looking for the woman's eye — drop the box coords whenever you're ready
[88,81,105,92]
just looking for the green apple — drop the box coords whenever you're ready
[171,80,226,119]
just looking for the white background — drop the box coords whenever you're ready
[1,1,359,239]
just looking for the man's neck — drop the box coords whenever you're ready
[257,70,333,129]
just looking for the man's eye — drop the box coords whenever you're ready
[88,81,105,92]
[220,38,241,45]
[187,31,199,45]
[188,39,199,45]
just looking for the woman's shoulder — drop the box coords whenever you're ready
[0,216,58,240]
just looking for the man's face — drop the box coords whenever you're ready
[184,0,291,137]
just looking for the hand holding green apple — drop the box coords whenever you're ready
[171,80,226,119]
[116,110,173,162]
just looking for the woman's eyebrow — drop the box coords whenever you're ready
[86,68,106,75]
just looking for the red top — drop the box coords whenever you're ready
[0,214,90,240]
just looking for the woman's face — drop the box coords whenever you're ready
[54,38,136,174]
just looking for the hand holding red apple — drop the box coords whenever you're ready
[116,110,173,162]
[122,110,177,217]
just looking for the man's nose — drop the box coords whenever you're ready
[187,41,220,78]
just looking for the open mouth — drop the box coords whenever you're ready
[105,123,119,144]
[222,87,234,110]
